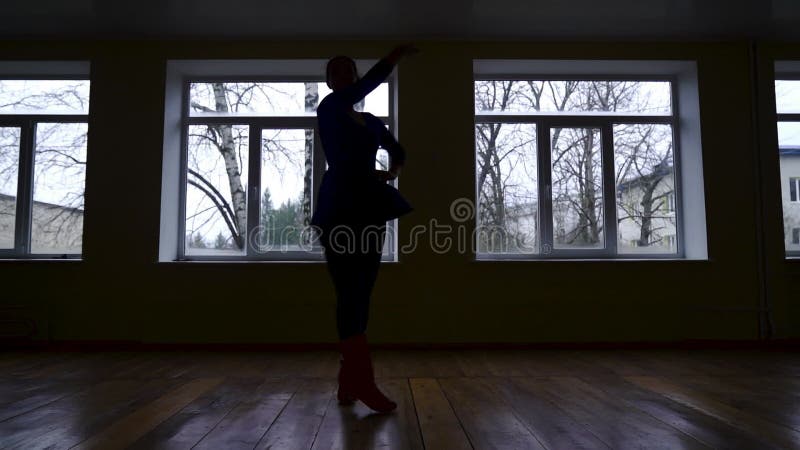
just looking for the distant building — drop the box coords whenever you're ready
[0,193,83,254]
[616,162,677,253]
[780,146,800,252]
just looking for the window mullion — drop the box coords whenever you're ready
[601,123,617,257]
[177,81,191,260]
[537,120,553,256]
[15,120,35,255]
[246,123,261,257]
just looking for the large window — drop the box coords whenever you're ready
[473,60,703,259]
[775,73,800,255]
[0,74,90,258]
[162,60,395,261]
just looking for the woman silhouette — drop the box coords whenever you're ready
[311,45,418,413]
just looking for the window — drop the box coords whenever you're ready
[0,66,90,258]
[664,191,676,212]
[161,60,395,261]
[774,68,800,255]
[473,60,704,259]
[793,228,800,245]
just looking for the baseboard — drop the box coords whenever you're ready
[3,338,800,352]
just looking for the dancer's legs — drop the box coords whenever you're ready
[322,222,395,412]
[323,223,386,339]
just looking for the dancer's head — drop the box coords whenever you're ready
[326,55,359,91]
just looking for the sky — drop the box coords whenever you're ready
[776,80,800,146]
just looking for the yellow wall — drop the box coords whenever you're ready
[0,39,793,344]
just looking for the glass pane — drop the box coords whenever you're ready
[551,127,604,249]
[778,122,800,252]
[189,82,388,117]
[0,127,20,249]
[31,123,87,254]
[475,80,671,116]
[185,124,249,256]
[257,129,311,252]
[614,124,677,254]
[778,122,800,147]
[475,123,538,254]
[375,123,391,170]
[375,149,389,171]
[0,80,90,114]
[775,80,800,114]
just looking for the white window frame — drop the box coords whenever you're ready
[774,62,800,258]
[790,177,800,203]
[473,59,708,260]
[159,60,397,262]
[0,61,90,259]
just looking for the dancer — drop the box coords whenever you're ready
[311,44,418,413]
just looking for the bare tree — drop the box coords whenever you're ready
[476,79,674,251]
[187,82,317,250]
[0,81,89,252]
[615,124,675,247]
[303,82,318,230]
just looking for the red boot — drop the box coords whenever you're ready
[338,333,397,413]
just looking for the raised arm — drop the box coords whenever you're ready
[327,44,419,107]
[332,58,394,106]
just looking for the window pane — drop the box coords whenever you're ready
[257,129,311,252]
[551,127,604,249]
[0,127,20,249]
[778,122,800,147]
[614,124,677,254]
[475,80,671,116]
[185,124,249,256]
[31,123,87,254]
[476,123,538,254]
[778,122,800,252]
[0,80,90,114]
[775,80,800,114]
[189,82,388,117]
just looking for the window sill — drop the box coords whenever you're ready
[473,256,708,262]
[159,258,399,264]
[0,257,82,262]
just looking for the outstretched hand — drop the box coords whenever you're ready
[386,44,420,64]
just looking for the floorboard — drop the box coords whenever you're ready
[0,348,797,449]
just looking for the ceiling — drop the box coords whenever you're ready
[2,0,799,40]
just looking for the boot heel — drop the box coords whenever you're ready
[339,333,397,413]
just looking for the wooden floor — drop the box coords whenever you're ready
[1,348,800,449]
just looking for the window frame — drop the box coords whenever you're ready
[175,71,397,262]
[775,70,800,257]
[0,73,89,260]
[473,72,685,260]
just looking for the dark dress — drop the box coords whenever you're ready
[312,57,412,340]
[310,58,413,234]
